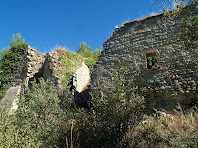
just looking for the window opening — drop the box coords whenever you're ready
[146,53,158,70]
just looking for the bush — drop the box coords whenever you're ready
[58,51,83,87]
[73,63,146,147]
[0,109,42,147]
[84,57,96,73]
[16,78,75,147]
[77,42,101,73]
[127,108,198,147]
[93,48,102,61]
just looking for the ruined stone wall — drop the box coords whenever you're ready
[42,50,64,87]
[14,47,45,87]
[14,48,91,91]
[2,47,91,110]
[1,47,45,111]
[91,10,198,110]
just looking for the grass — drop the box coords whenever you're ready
[124,107,198,147]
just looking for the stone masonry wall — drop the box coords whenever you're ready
[1,47,45,111]
[14,47,45,87]
[91,9,198,110]
[2,47,91,110]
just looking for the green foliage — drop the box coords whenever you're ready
[147,56,158,69]
[59,51,83,87]
[84,57,96,73]
[0,48,6,59]
[77,42,102,72]
[74,63,145,147]
[16,78,74,147]
[156,0,198,50]
[0,109,42,147]
[0,37,28,100]
[77,42,93,58]
[181,16,198,49]
[180,3,198,53]
[10,33,24,47]
[93,48,102,61]
[0,43,28,76]
[47,55,53,69]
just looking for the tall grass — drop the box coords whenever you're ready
[124,107,198,147]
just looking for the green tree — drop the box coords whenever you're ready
[0,34,28,100]
[93,48,102,61]
[77,42,102,72]
[77,42,93,58]
[10,33,24,47]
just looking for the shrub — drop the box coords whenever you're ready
[93,48,102,61]
[0,109,42,147]
[16,78,75,147]
[58,51,83,87]
[77,42,102,73]
[74,63,146,147]
[84,57,96,73]
[128,108,198,147]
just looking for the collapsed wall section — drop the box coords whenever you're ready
[0,47,45,111]
[14,47,45,87]
[1,47,91,110]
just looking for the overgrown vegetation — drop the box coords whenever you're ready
[0,33,28,100]
[0,109,42,147]
[156,0,198,52]
[53,43,101,87]
[58,50,84,87]
[84,57,96,73]
[1,63,146,147]
[16,79,74,147]
[1,64,197,147]
[77,42,102,73]
[179,2,198,53]
[71,63,145,147]
[0,2,197,147]
[129,108,198,147]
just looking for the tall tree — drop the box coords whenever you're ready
[93,48,102,61]
[0,34,28,99]
[77,42,93,58]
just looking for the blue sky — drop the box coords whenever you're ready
[0,0,164,53]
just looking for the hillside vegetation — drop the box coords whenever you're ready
[0,71,197,147]
[0,34,28,100]
[0,1,198,147]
